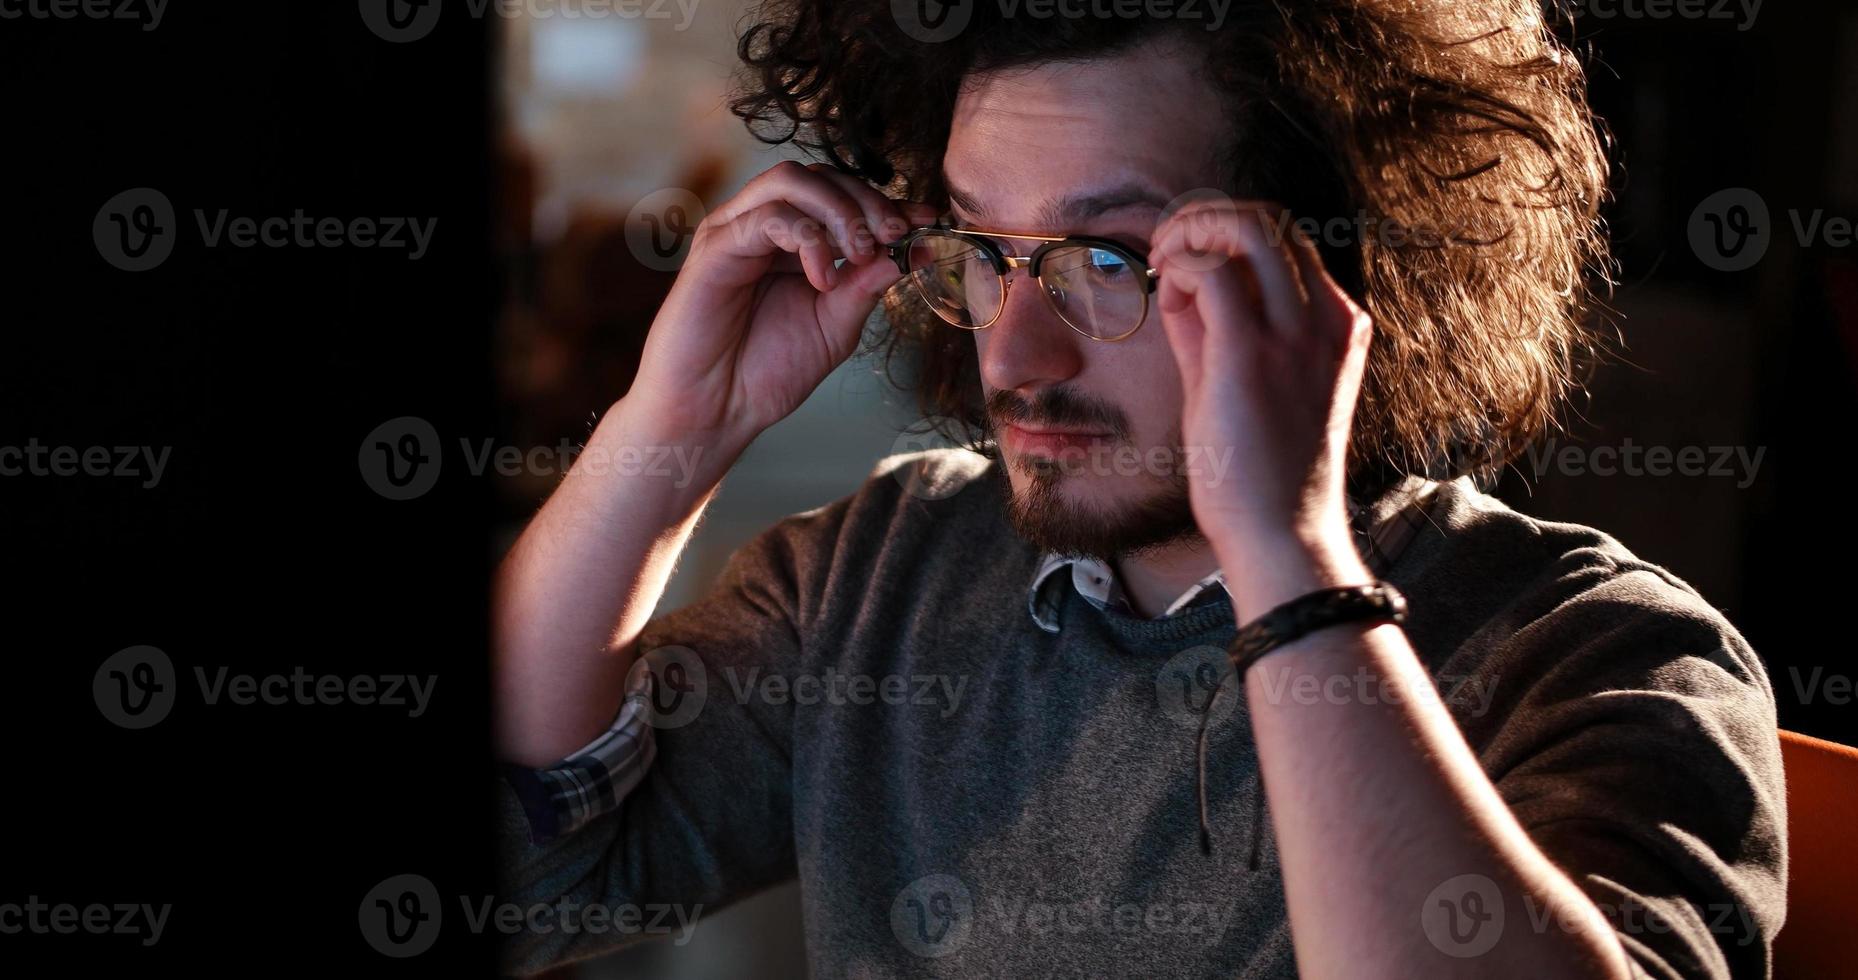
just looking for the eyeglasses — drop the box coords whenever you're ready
[885,223,1160,342]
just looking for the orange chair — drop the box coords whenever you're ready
[1774,729,1858,980]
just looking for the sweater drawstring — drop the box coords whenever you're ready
[1194,666,1267,871]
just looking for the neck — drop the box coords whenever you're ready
[1112,533,1222,618]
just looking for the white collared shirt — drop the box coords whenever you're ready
[1026,553,1227,631]
[1025,478,1439,632]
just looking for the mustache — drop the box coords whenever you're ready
[984,386,1130,440]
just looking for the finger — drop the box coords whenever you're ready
[1281,221,1365,343]
[1277,225,1374,422]
[1155,202,1308,337]
[804,163,911,261]
[815,246,909,341]
[753,201,838,291]
[1228,207,1312,335]
[1154,245,1266,372]
[717,160,878,265]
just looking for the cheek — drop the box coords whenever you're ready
[1100,334,1185,443]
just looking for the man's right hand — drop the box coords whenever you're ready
[494,161,936,766]
[625,160,939,448]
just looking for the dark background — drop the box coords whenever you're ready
[2,3,500,973]
[2,1,1854,975]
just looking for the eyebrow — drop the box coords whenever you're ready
[945,180,1170,230]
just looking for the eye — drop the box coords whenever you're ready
[1084,248,1131,282]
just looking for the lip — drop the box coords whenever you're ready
[1003,422,1111,457]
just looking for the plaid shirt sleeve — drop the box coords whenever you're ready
[500,667,657,846]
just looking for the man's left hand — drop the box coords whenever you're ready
[1149,198,1377,617]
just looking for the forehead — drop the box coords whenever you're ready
[942,38,1228,233]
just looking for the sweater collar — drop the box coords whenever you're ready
[1025,474,1442,633]
[1027,555,1228,633]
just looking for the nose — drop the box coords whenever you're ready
[976,260,1086,396]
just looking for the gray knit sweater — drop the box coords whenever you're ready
[495,448,1786,979]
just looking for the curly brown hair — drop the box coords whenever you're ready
[728,0,1614,498]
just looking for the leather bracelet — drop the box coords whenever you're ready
[1227,582,1408,676]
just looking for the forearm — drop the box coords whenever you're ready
[492,396,748,766]
[1224,536,1634,980]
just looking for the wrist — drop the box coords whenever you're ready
[580,397,750,505]
[1216,523,1371,624]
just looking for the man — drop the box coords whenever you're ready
[492,2,1786,977]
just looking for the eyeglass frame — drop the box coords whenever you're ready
[883,222,1161,342]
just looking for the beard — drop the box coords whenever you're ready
[984,386,1203,562]
[999,460,1201,562]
